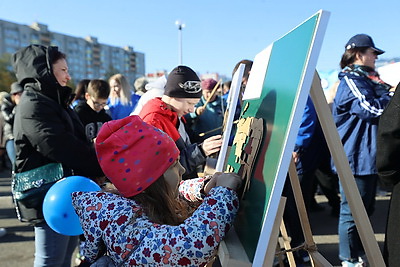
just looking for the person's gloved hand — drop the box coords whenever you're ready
[204,172,242,193]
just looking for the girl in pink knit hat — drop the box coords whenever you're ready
[72,115,241,266]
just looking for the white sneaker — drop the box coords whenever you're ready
[342,261,362,267]
[358,255,368,267]
[0,228,6,237]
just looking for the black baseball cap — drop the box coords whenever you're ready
[345,34,384,55]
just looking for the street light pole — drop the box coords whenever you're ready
[175,20,185,65]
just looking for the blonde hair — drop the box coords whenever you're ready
[108,74,132,105]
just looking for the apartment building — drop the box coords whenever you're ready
[0,19,145,84]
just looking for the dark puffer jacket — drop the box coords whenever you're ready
[376,82,400,266]
[12,45,103,177]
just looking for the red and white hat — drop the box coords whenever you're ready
[95,115,179,197]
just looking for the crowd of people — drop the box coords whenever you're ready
[0,32,398,266]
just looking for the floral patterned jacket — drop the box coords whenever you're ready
[72,178,239,266]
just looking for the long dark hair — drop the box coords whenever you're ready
[340,47,369,69]
[72,79,90,103]
[130,176,189,226]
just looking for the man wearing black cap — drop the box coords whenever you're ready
[139,66,222,179]
[1,82,23,166]
[332,34,394,267]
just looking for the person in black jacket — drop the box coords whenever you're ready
[74,79,111,143]
[376,82,400,267]
[12,44,104,267]
[1,82,23,167]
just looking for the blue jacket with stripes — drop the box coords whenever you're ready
[332,70,392,175]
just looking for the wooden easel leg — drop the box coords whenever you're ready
[288,158,332,267]
[288,159,316,247]
[264,196,287,266]
[279,215,296,266]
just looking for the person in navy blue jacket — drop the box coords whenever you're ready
[292,97,324,209]
[332,34,394,267]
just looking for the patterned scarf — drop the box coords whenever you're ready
[342,64,392,95]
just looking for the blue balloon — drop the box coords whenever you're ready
[43,176,100,236]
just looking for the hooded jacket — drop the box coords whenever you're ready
[139,98,206,179]
[12,45,103,177]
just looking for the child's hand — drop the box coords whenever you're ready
[201,135,222,156]
[204,172,242,193]
[215,172,242,191]
[195,106,206,116]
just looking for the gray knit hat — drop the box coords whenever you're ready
[10,82,23,95]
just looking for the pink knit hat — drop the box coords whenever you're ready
[95,115,179,197]
[201,78,218,91]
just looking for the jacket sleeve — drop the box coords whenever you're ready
[175,138,206,178]
[337,76,392,121]
[179,177,212,202]
[377,85,400,186]
[72,192,104,262]
[295,97,317,150]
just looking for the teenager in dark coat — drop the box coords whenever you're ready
[376,82,400,267]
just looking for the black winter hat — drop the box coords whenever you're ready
[164,66,202,98]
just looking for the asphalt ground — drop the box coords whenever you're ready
[0,167,389,267]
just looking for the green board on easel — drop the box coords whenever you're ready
[225,10,329,265]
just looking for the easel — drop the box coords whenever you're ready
[218,71,385,266]
[275,158,332,267]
